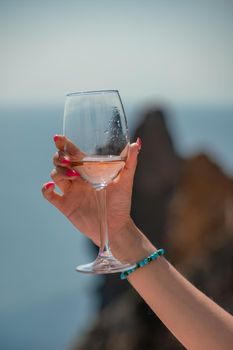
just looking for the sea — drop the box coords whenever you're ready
[0,103,233,350]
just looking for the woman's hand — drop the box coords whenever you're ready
[42,135,140,247]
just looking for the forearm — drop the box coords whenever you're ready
[113,221,233,350]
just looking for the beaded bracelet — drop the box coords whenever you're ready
[120,249,165,280]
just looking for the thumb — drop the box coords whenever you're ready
[41,182,63,210]
[122,140,141,180]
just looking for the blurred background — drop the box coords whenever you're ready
[0,0,233,349]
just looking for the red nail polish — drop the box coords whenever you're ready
[61,156,70,164]
[44,182,54,190]
[53,135,59,142]
[137,137,142,150]
[66,169,80,177]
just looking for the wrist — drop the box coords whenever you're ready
[111,218,156,264]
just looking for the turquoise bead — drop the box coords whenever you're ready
[120,249,165,280]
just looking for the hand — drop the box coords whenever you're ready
[42,135,140,247]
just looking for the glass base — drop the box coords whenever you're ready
[76,251,136,274]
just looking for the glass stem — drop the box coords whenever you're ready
[96,187,110,257]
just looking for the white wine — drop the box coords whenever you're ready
[72,155,126,188]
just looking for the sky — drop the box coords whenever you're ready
[0,0,233,106]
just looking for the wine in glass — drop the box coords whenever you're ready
[63,90,135,274]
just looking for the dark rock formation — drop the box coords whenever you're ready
[72,107,233,350]
[131,108,183,249]
[166,153,233,270]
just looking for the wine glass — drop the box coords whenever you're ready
[63,90,135,274]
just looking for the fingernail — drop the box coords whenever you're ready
[66,169,80,177]
[44,182,54,190]
[61,156,70,164]
[53,135,60,142]
[136,137,142,150]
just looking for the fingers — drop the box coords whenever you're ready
[51,167,80,181]
[50,167,80,193]
[53,151,71,168]
[41,182,63,210]
[42,163,81,207]
[52,134,83,193]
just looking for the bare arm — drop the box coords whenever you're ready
[114,220,233,350]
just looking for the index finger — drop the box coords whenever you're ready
[54,134,65,151]
[53,134,86,158]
